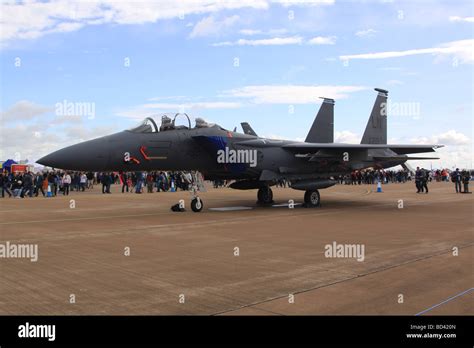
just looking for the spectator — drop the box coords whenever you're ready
[0,172,13,198]
[63,172,71,195]
[452,168,462,193]
[80,173,87,191]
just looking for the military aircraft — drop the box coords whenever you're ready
[38,88,441,212]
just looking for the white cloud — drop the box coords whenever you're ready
[0,0,337,46]
[213,36,303,46]
[0,121,117,164]
[410,130,471,146]
[409,145,473,170]
[142,102,243,109]
[307,36,336,45]
[409,131,472,169]
[340,39,474,64]
[116,101,243,120]
[334,131,360,144]
[0,0,269,46]
[239,28,288,36]
[189,15,240,38]
[118,85,366,120]
[355,29,377,37]
[449,16,474,23]
[1,100,53,122]
[221,85,367,104]
[273,0,335,7]
[147,96,188,101]
[214,35,338,46]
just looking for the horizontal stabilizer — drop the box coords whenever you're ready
[283,143,442,154]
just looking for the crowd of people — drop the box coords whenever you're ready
[115,171,193,194]
[337,169,411,185]
[450,168,472,194]
[0,167,471,198]
[0,170,195,198]
[0,171,94,198]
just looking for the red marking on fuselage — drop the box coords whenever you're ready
[140,145,150,160]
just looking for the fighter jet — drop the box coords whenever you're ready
[38,88,442,212]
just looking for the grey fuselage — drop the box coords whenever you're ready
[38,124,405,182]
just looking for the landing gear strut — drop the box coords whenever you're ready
[304,189,320,207]
[257,187,273,204]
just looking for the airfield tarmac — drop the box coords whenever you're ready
[0,181,472,315]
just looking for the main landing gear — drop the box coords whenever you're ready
[303,189,320,208]
[257,186,273,204]
[256,187,321,207]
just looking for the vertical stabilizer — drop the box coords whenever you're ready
[241,122,258,137]
[360,88,388,144]
[305,97,334,143]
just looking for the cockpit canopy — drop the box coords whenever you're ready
[128,117,159,133]
[128,113,223,133]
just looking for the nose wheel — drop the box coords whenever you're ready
[257,187,273,204]
[191,197,203,212]
[304,189,320,207]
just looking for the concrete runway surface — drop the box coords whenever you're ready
[0,182,472,315]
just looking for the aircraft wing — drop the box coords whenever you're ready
[282,143,442,154]
[372,156,440,160]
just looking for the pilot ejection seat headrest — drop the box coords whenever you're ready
[160,116,174,131]
[195,117,209,128]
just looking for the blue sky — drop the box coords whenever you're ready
[0,0,473,169]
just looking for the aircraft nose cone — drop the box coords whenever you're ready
[37,152,64,168]
[37,137,109,171]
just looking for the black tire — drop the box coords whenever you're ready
[191,197,203,212]
[257,187,273,204]
[304,189,320,207]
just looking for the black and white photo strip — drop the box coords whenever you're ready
[0,0,472,346]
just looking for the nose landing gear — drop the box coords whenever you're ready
[191,197,203,212]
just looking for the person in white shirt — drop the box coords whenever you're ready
[63,172,71,195]
[80,173,87,191]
